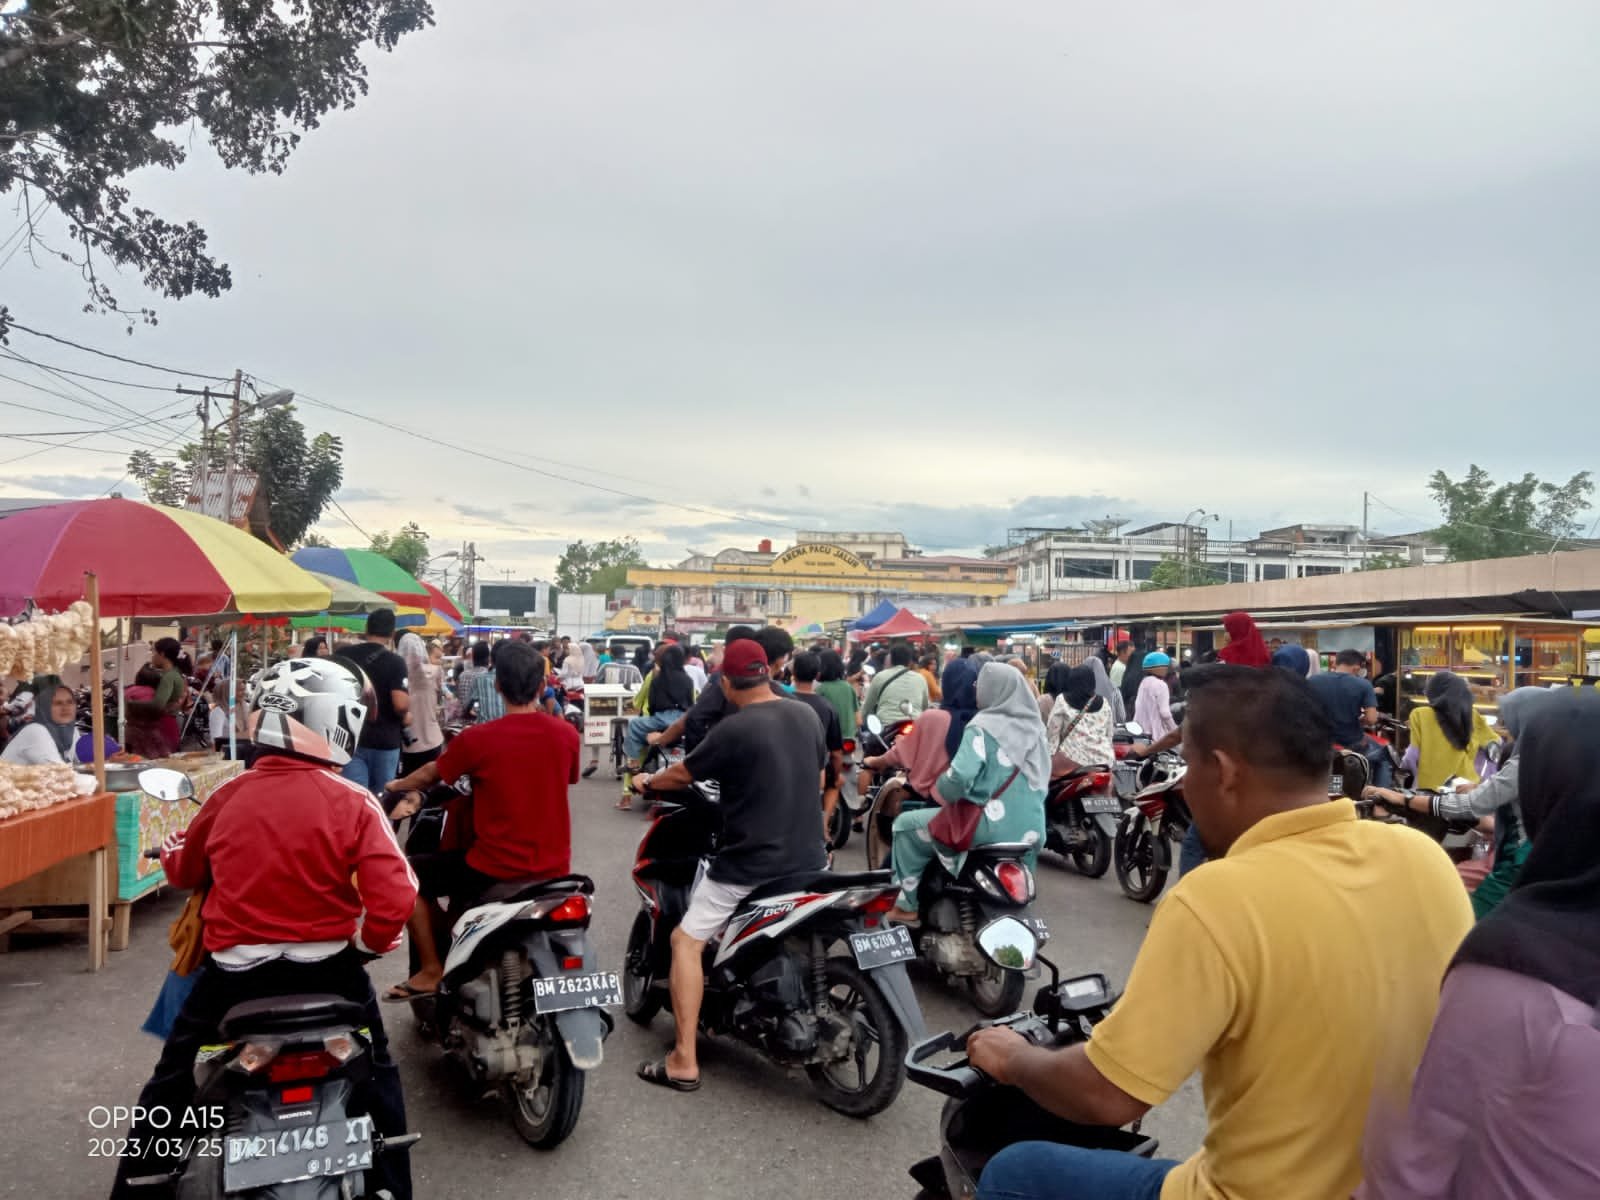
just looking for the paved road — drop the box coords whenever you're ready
[0,775,1203,1198]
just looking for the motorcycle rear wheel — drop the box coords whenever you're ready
[827,800,850,851]
[505,1028,584,1150]
[1114,819,1169,904]
[805,958,907,1118]
[966,960,1026,1018]
[622,909,661,1026]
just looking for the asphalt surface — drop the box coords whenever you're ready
[0,774,1203,1198]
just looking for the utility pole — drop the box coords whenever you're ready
[222,368,243,524]
[457,540,478,620]
[176,371,242,518]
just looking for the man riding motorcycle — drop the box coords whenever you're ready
[628,638,828,1092]
[109,657,418,1200]
[382,639,581,1001]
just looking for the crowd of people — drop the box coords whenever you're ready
[89,607,1600,1199]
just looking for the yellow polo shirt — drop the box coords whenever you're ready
[1085,799,1473,1200]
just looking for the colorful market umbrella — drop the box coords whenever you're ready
[421,581,464,625]
[0,498,332,618]
[290,546,429,607]
[310,570,397,615]
[857,607,932,639]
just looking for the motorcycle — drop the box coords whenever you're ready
[1043,765,1118,878]
[131,769,419,1198]
[399,786,615,1149]
[622,782,926,1117]
[902,837,1051,1018]
[1111,751,1190,903]
[905,928,1160,1200]
[856,712,927,868]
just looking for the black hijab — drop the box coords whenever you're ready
[1063,665,1100,712]
[1425,670,1475,751]
[1043,663,1072,700]
[648,645,695,714]
[1453,691,1600,1005]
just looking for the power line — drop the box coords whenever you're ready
[0,404,193,470]
[102,416,201,497]
[0,347,191,392]
[1367,492,1577,548]
[258,382,791,535]
[328,498,374,542]
[6,321,231,381]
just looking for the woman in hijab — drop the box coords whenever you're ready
[887,661,1048,922]
[397,632,444,777]
[1368,686,1552,919]
[1406,670,1498,789]
[1217,611,1271,668]
[1357,691,1600,1199]
[557,642,601,778]
[1084,655,1127,725]
[866,658,979,806]
[1046,665,1114,776]
[1041,662,1072,723]
[1271,644,1312,676]
[1,683,77,764]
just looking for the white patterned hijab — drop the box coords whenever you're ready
[969,661,1052,791]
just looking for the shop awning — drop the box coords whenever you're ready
[849,600,899,631]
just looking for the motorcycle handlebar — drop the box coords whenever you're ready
[905,1030,985,1098]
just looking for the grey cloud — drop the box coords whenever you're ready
[336,487,395,503]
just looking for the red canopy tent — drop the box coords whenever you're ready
[855,607,932,639]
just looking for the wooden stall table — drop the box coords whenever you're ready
[0,756,242,954]
[0,792,117,970]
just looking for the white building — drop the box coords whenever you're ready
[996,522,1448,603]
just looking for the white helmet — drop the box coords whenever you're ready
[250,657,370,767]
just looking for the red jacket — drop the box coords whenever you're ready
[162,754,418,955]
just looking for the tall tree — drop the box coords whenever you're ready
[1426,465,1594,561]
[0,0,434,323]
[555,537,646,596]
[370,523,429,578]
[125,403,342,545]
[1141,550,1220,591]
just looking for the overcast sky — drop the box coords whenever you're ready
[4,0,1598,582]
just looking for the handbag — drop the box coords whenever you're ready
[929,766,1021,853]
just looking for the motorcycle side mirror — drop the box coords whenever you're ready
[865,714,884,736]
[1122,721,1144,738]
[975,916,1038,973]
[138,767,196,804]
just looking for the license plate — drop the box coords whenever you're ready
[849,925,915,969]
[1021,914,1051,944]
[1082,796,1122,813]
[223,1115,374,1192]
[531,970,622,1014]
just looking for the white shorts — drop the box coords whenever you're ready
[679,873,755,942]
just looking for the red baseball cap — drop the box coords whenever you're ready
[721,639,770,683]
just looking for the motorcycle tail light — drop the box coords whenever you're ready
[280,1086,315,1105]
[322,1033,357,1064]
[861,892,896,915]
[267,1050,338,1083]
[548,895,590,924]
[896,722,915,737]
[561,955,583,970]
[996,861,1034,904]
[842,739,856,755]
[1090,771,1113,789]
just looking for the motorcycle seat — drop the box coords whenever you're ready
[477,873,594,904]
[220,993,365,1040]
[966,842,1034,860]
[743,868,893,905]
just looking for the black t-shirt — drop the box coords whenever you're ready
[788,691,843,753]
[684,699,828,886]
[681,671,786,751]
[337,643,410,751]
[1307,671,1378,748]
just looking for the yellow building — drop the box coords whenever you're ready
[626,538,1015,633]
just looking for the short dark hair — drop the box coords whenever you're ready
[154,637,182,664]
[889,642,914,667]
[960,646,976,658]
[727,674,769,692]
[210,638,224,654]
[1184,664,1331,782]
[1116,641,1132,654]
[492,639,545,705]
[367,608,397,638]
[725,625,757,645]
[754,626,794,664]
[818,649,846,682]
[471,641,491,667]
[1335,649,1366,669]
[792,651,821,683]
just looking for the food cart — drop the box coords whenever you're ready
[583,678,638,777]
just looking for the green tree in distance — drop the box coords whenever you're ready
[1141,550,1219,591]
[0,0,434,324]
[1359,552,1410,571]
[556,538,646,598]
[1426,466,1594,561]
[370,523,430,579]
[126,404,341,545]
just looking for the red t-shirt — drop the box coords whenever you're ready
[437,712,579,880]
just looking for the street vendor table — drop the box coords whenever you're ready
[0,792,116,970]
[0,755,241,955]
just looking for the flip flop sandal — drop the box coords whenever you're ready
[583,763,599,778]
[382,981,437,1004]
[637,1059,700,1093]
